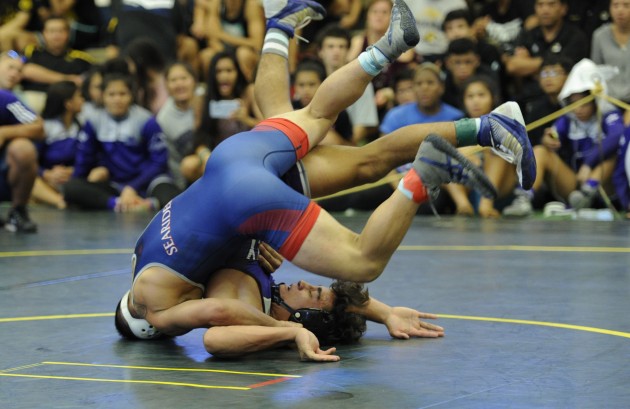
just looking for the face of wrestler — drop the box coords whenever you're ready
[103,80,133,117]
[463,81,493,118]
[293,70,322,107]
[0,54,24,90]
[215,57,238,98]
[166,64,196,105]
[278,281,335,311]
[366,0,391,33]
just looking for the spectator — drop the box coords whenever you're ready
[392,68,416,106]
[157,61,201,189]
[197,51,261,151]
[380,63,464,135]
[31,80,84,209]
[404,0,468,62]
[316,24,379,144]
[504,0,588,104]
[523,54,572,146]
[612,127,630,218]
[197,0,264,82]
[504,82,624,216]
[122,38,169,114]
[78,65,105,124]
[36,0,101,50]
[442,38,499,110]
[64,73,172,212]
[0,51,44,232]
[473,0,537,50]
[21,15,95,112]
[591,0,630,117]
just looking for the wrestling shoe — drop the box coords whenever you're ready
[372,0,419,62]
[264,0,326,38]
[5,207,37,233]
[414,134,497,200]
[478,101,536,190]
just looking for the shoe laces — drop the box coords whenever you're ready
[294,16,312,43]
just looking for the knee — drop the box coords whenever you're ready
[7,138,38,166]
[533,145,548,163]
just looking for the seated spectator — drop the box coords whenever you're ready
[443,9,505,97]
[503,0,588,104]
[157,61,201,189]
[123,38,169,114]
[443,75,515,217]
[442,38,500,110]
[347,0,416,119]
[300,0,364,56]
[392,68,416,107]
[64,74,174,212]
[380,63,464,135]
[404,0,469,62]
[36,0,101,51]
[197,51,261,151]
[291,60,353,146]
[78,65,104,124]
[591,0,630,121]
[21,15,95,112]
[0,49,25,91]
[473,0,537,50]
[524,54,572,146]
[612,126,630,218]
[198,0,264,82]
[503,91,624,216]
[31,80,84,209]
[0,84,44,233]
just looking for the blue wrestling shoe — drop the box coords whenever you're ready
[264,0,326,38]
[372,0,420,62]
[415,134,497,200]
[478,101,536,190]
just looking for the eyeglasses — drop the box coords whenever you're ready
[4,50,26,63]
[540,68,564,78]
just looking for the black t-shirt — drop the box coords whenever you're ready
[22,47,93,92]
[481,0,535,24]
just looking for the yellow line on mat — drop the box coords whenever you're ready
[0,313,113,323]
[438,314,630,338]
[0,249,131,258]
[0,373,250,390]
[397,245,630,253]
[43,361,301,378]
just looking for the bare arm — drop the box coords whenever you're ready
[0,120,44,146]
[48,0,76,15]
[22,63,82,85]
[148,297,299,336]
[504,47,543,77]
[203,325,340,361]
[347,297,444,339]
[207,0,264,50]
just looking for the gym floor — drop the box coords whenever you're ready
[1,206,629,409]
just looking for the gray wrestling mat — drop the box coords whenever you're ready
[1,206,629,408]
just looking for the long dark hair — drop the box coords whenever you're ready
[197,51,249,148]
[42,80,79,120]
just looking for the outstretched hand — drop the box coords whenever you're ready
[295,329,340,362]
[384,307,444,339]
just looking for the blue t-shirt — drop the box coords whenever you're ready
[379,102,464,134]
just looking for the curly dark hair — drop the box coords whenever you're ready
[328,280,370,344]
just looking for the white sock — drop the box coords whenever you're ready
[262,29,289,59]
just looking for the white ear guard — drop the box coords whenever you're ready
[120,290,162,339]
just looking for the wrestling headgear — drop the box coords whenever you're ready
[117,290,162,340]
[272,284,336,345]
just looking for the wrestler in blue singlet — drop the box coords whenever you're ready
[133,118,320,286]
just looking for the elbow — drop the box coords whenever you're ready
[203,327,243,358]
[357,258,386,283]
